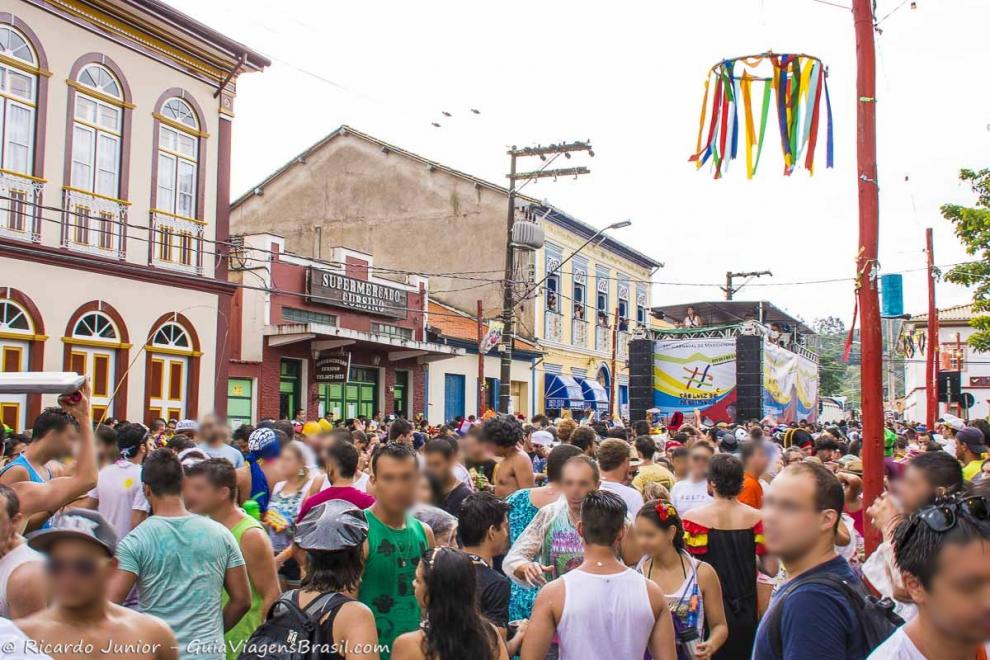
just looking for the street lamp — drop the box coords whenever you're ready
[521,219,633,301]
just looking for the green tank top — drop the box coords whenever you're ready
[222,514,265,660]
[357,509,429,660]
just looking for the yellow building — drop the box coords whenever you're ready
[529,205,661,420]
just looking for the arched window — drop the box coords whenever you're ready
[0,26,37,176]
[146,317,199,423]
[0,291,44,431]
[156,98,199,219]
[0,300,32,334]
[65,310,125,422]
[151,322,190,350]
[72,311,119,341]
[70,64,122,198]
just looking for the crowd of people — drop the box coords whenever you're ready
[0,383,988,659]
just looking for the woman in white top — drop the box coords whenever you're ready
[634,498,728,660]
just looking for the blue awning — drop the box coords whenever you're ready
[544,373,585,409]
[579,378,610,413]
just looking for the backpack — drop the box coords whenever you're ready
[765,572,904,658]
[237,589,350,660]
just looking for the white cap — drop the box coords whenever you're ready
[531,430,554,447]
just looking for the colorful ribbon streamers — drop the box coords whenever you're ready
[689,52,834,179]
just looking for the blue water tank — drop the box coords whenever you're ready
[880,273,904,318]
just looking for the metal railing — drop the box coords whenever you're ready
[149,210,203,275]
[0,171,43,242]
[61,188,127,259]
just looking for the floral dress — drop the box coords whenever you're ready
[505,488,539,621]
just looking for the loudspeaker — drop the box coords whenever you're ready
[629,339,654,422]
[735,336,763,422]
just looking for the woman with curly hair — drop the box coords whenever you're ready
[392,547,508,660]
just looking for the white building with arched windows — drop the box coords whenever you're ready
[0,1,268,430]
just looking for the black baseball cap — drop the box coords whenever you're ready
[957,426,988,454]
[27,508,118,557]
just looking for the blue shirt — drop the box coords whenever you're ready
[0,455,52,528]
[753,555,866,660]
[116,514,245,660]
[198,442,245,468]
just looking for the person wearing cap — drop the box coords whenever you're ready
[285,500,379,660]
[184,459,280,660]
[956,426,988,481]
[0,381,98,533]
[108,449,251,660]
[234,428,287,515]
[0,484,45,618]
[173,419,199,441]
[17,508,178,659]
[197,417,244,469]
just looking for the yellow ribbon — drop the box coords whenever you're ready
[694,75,711,169]
[741,72,756,179]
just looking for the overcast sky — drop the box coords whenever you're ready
[168,0,989,325]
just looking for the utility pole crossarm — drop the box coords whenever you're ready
[509,166,590,181]
[723,270,773,300]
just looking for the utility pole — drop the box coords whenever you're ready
[722,270,773,300]
[609,306,619,420]
[499,142,593,414]
[853,0,883,556]
[925,228,938,428]
[477,299,485,416]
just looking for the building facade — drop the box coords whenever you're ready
[901,304,990,421]
[227,233,462,425]
[229,126,662,423]
[532,206,658,420]
[0,0,267,430]
[424,300,540,424]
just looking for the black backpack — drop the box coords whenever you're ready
[237,589,350,660]
[764,572,904,658]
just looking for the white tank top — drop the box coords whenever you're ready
[557,567,656,660]
[0,540,42,617]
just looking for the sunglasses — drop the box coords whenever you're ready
[46,556,109,577]
[902,495,990,543]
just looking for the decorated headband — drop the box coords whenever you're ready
[655,501,678,523]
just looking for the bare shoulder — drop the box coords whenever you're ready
[739,504,764,525]
[643,577,668,614]
[0,465,29,484]
[682,503,714,526]
[391,630,425,659]
[241,525,273,552]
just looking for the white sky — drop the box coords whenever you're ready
[168,0,989,325]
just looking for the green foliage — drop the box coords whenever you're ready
[812,316,859,404]
[942,168,990,351]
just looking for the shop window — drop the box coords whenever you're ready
[283,307,336,326]
[372,323,412,340]
[227,378,253,427]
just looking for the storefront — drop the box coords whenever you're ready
[228,235,462,422]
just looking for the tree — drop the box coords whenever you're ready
[941,168,990,351]
[812,316,852,399]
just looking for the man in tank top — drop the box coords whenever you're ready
[184,458,281,660]
[521,490,677,660]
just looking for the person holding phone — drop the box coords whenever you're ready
[0,381,98,532]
